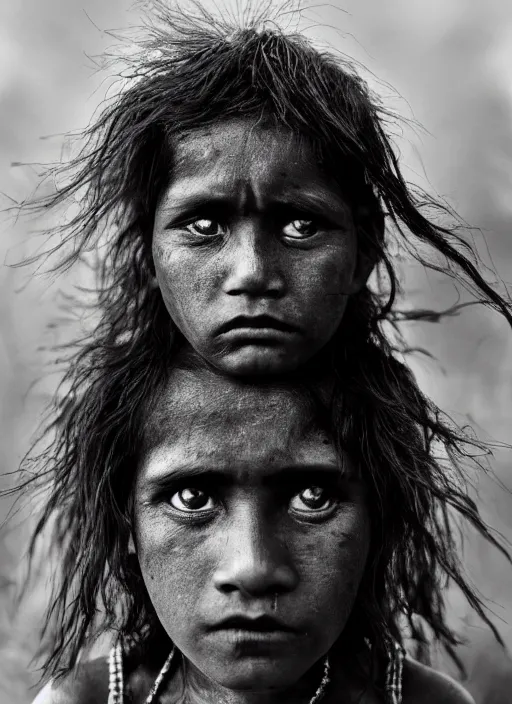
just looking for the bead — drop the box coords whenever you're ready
[308,656,330,704]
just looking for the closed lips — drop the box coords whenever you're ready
[208,615,298,633]
[216,315,299,335]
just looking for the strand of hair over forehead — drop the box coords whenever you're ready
[10,0,512,682]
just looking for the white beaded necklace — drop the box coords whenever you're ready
[108,641,330,704]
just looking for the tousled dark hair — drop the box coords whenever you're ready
[13,1,512,682]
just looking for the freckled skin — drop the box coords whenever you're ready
[134,369,370,697]
[152,120,371,376]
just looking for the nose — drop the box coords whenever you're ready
[213,507,299,598]
[222,223,286,299]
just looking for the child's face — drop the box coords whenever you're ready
[153,120,366,375]
[134,369,370,693]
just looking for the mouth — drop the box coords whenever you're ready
[208,614,298,634]
[207,615,300,646]
[216,315,299,336]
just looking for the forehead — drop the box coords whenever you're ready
[174,119,307,165]
[164,119,339,196]
[141,370,336,478]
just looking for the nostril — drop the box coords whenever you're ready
[226,287,284,299]
[225,279,283,297]
[213,562,299,598]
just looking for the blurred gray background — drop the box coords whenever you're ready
[1,1,511,702]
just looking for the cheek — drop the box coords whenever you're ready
[152,239,207,332]
[152,238,190,298]
[297,244,358,310]
[152,237,225,315]
[318,241,358,291]
[294,508,370,623]
[136,515,210,631]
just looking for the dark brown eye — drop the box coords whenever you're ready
[169,488,215,512]
[185,219,225,238]
[282,219,320,239]
[290,486,333,512]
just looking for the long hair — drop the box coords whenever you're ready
[13,1,511,681]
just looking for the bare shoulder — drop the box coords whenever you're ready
[31,657,108,704]
[402,658,475,704]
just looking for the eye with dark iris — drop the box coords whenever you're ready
[185,219,225,238]
[169,488,215,512]
[282,219,320,239]
[290,486,335,512]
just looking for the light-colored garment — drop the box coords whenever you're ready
[31,681,59,704]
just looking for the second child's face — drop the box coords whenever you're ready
[153,120,367,376]
[134,370,370,694]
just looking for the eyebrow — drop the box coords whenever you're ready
[142,462,356,493]
[159,190,351,225]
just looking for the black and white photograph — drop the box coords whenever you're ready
[1,1,512,702]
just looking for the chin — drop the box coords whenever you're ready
[208,657,306,692]
[216,348,305,377]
